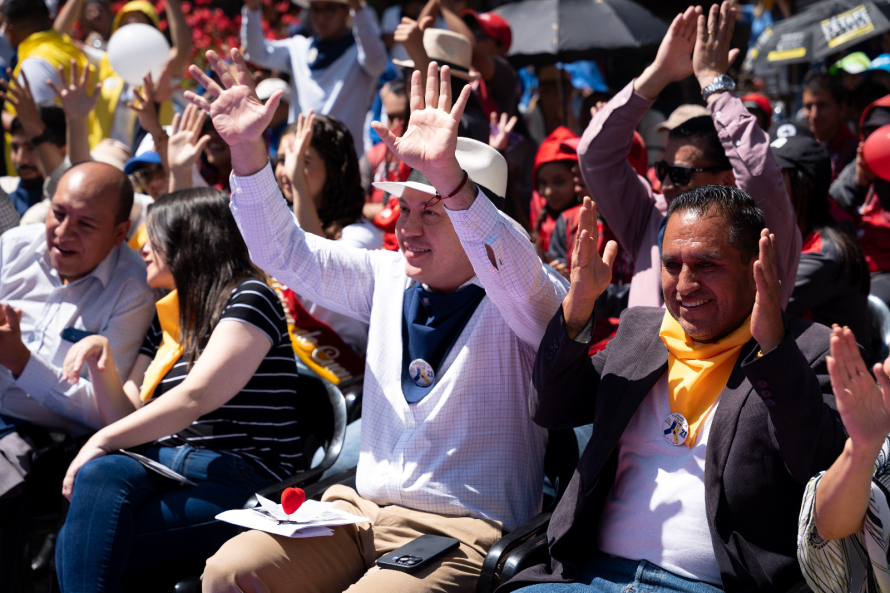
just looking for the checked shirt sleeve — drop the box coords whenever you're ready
[229,164,378,324]
[447,191,568,348]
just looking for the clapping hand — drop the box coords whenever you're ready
[47,59,101,121]
[185,49,282,175]
[0,69,45,139]
[827,326,890,459]
[371,62,470,191]
[693,1,740,97]
[562,197,617,339]
[750,229,785,354]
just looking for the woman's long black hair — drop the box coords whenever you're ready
[146,188,259,368]
[785,168,870,295]
[308,114,365,240]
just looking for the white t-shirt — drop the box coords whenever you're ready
[18,57,62,105]
[597,373,723,586]
[298,218,383,355]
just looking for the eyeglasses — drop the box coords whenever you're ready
[654,161,731,187]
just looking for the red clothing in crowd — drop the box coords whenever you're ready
[530,126,580,253]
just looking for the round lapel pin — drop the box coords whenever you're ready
[663,412,689,446]
[408,359,435,388]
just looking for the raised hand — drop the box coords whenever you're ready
[47,59,101,120]
[634,5,702,100]
[693,0,741,94]
[489,111,517,151]
[371,62,470,190]
[0,69,45,139]
[167,104,210,172]
[284,111,315,199]
[62,335,112,385]
[827,325,890,457]
[129,72,164,137]
[750,228,784,354]
[562,197,617,339]
[185,48,282,175]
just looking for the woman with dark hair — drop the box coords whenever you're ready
[275,111,382,354]
[53,188,304,592]
[771,134,871,346]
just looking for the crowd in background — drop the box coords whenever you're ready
[2,0,890,591]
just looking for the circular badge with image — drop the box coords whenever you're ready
[408,359,435,388]
[663,412,689,446]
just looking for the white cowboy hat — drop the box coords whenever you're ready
[373,137,507,204]
[393,29,481,81]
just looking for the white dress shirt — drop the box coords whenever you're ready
[0,225,156,433]
[230,164,567,531]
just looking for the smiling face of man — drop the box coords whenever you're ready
[396,186,475,294]
[661,207,757,343]
[45,164,130,284]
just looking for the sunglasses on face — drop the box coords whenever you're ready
[654,161,731,187]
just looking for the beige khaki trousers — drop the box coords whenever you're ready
[201,485,503,593]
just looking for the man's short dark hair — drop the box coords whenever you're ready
[668,115,732,170]
[803,70,847,106]
[38,104,66,148]
[10,106,66,148]
[663,185,764,262]
[1,0,51,23]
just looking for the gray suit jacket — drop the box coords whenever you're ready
[500,307,846,593]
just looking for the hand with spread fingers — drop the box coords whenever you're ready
[370,62,471,197]
[0,69,45,140]
[489,112,517,151]
[693,0,741,100]
[750,228,785,354]
[184,48,283,175]
[562,197,617,339]
[47,59,101,121]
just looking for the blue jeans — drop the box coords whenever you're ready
[516,557,723,593]
[55,445,273,593]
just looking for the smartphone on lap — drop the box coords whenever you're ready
[376,534,460,573]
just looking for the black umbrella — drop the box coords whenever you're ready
[751,0,890,70]
[492,0,668,67]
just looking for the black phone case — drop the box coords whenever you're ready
[376,534,460,573]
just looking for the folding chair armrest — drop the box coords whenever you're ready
[476,512,551,593]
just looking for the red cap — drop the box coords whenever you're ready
[863,124,890,181]
[462,10,512,53]
[740,93,772,129]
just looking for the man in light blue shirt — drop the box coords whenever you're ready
[0,161,155,434]
[241,0,387,158]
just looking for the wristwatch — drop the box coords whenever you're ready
[701,74,736,101]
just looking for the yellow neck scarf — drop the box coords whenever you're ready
[658,311,753,447]
[139,290,184,402]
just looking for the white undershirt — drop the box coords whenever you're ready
[597,373,723,586]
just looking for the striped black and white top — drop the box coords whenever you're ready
[798,434,890,593]
[139,279,303,481]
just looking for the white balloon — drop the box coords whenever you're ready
[107,23,171,87]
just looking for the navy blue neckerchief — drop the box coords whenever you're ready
[401,282,486,403]
[308,32,356,71]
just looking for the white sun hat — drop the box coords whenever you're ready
[393,29,481,81]
[373,137,507,202]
